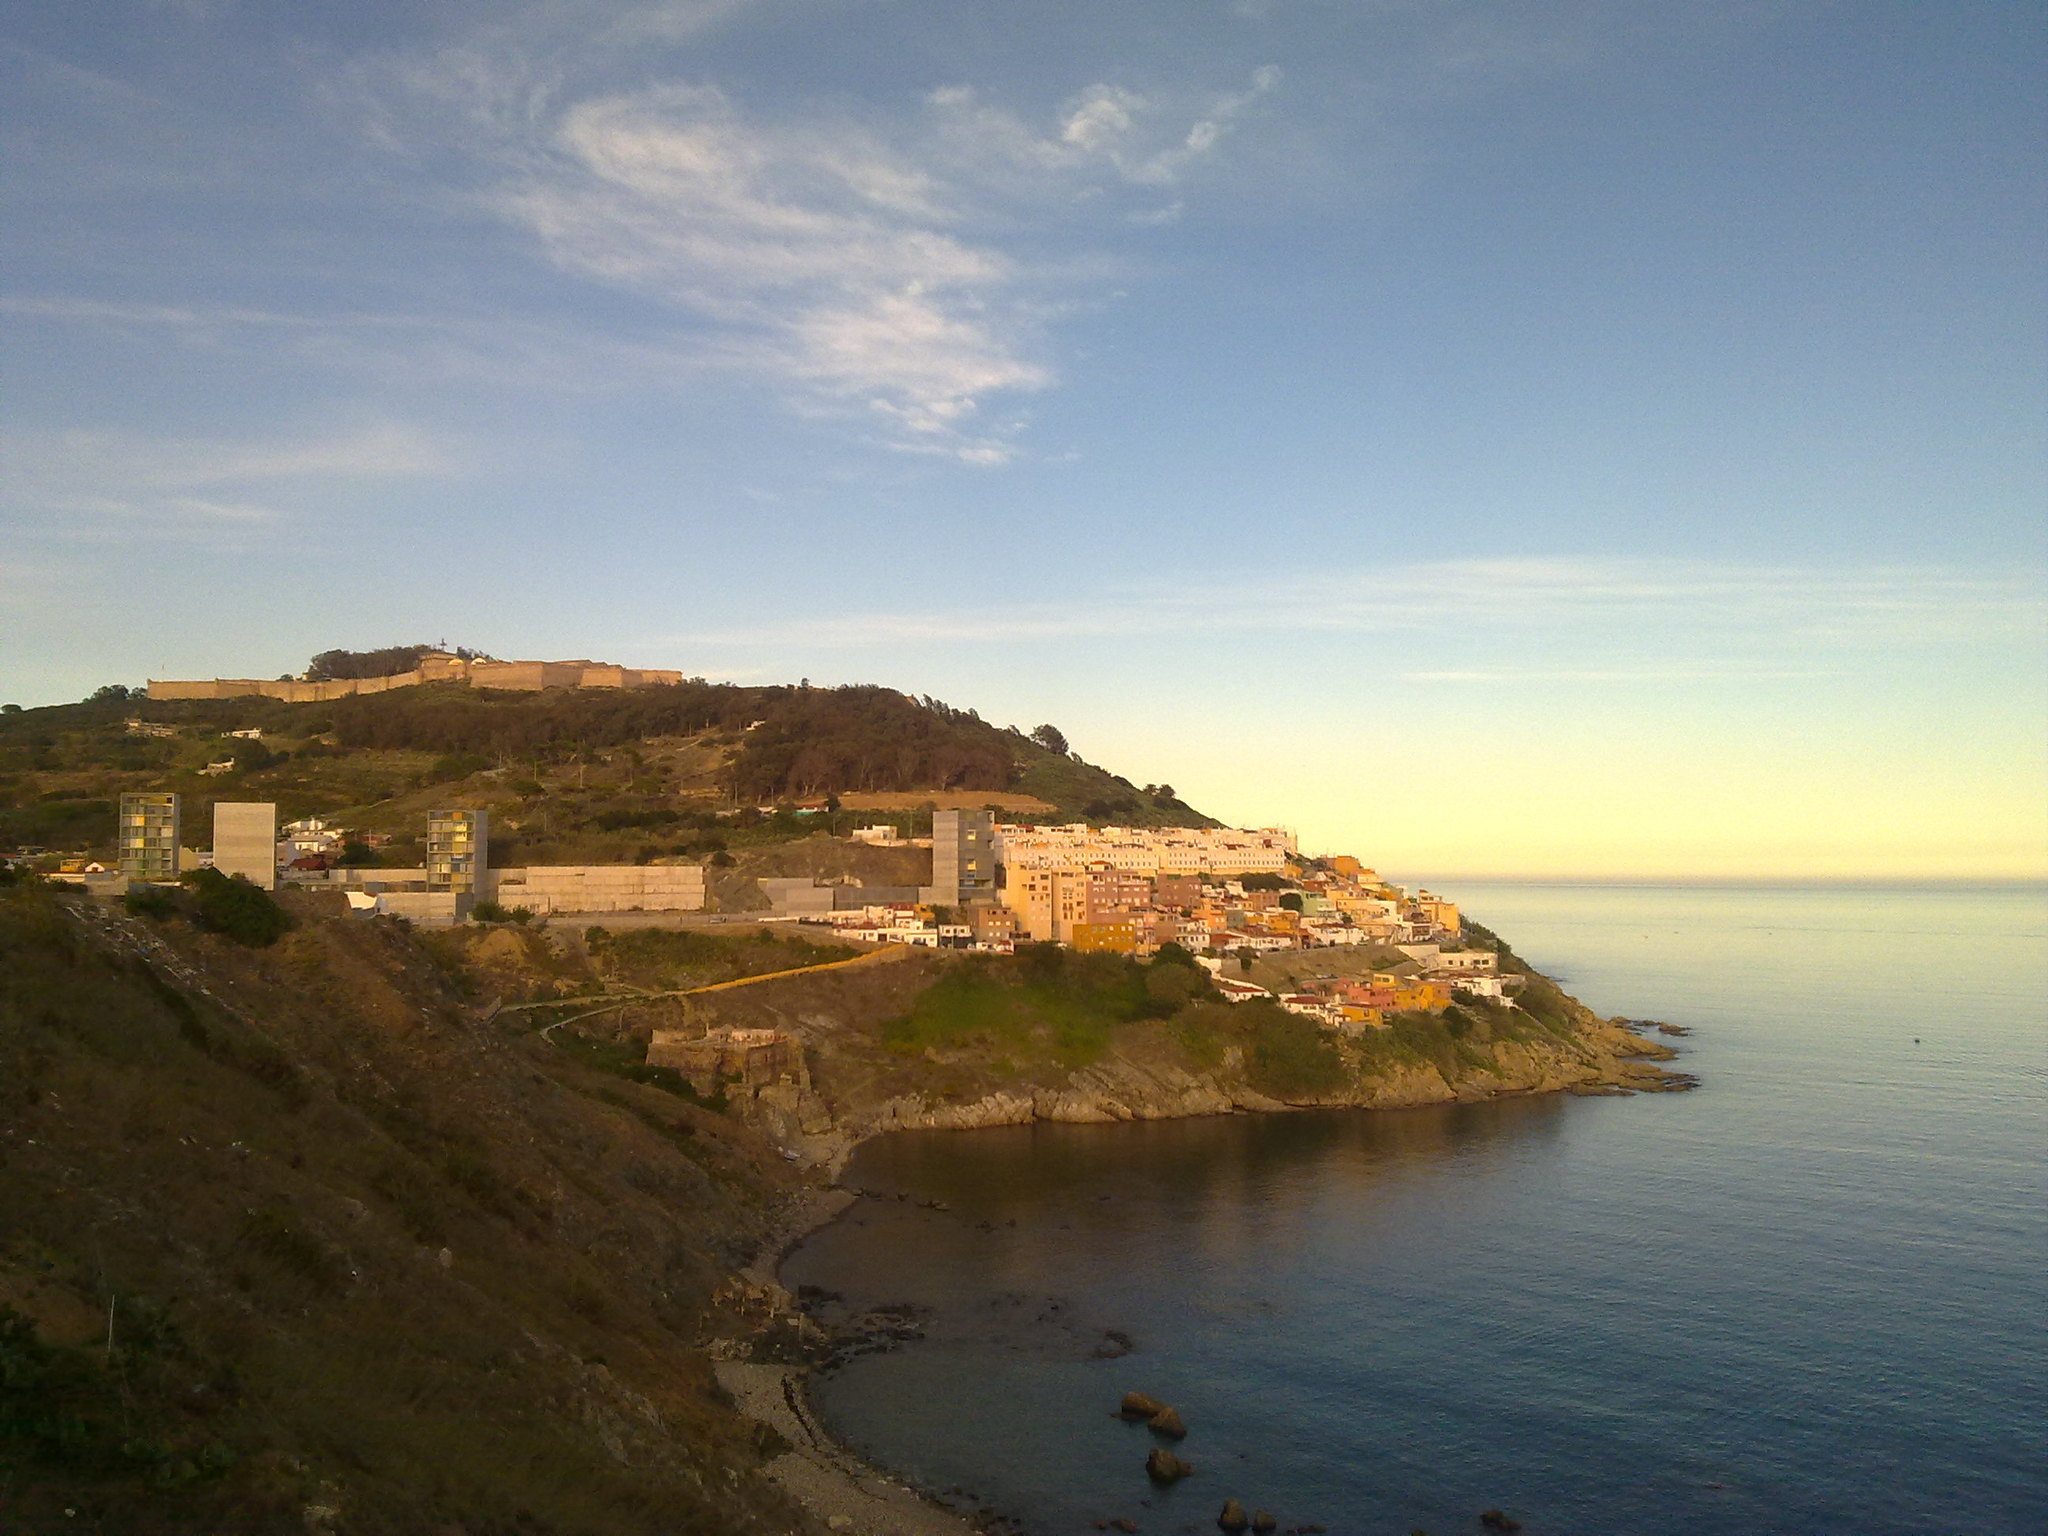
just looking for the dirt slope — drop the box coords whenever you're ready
[0,883,826,1535]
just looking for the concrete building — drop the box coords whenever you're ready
[118,792,180,880]
[425,809,487,907]
[923,808,996,908]
[1008,866,1094,943]
[212,801,278,890]
[491,863,705,916]
[994,823,1295,878]
[364,891,463,924]
[966,903,1019,949]
[760,877,836,917]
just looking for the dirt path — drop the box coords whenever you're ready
[500,943,912,1023]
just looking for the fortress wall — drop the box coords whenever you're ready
[148,659,678,702]
[148,679,230,700]
[352,670,424,696]
[471,660,548,691]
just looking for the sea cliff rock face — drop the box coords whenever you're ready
[848,1020,1683,1136]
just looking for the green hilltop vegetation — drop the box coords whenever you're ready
[0,648,1213,868]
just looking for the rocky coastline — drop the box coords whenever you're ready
[847,1014,1690,1138]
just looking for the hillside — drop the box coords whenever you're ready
[0,676,1212,870]
[0,878,819,1534]
[428,918,1686,1149]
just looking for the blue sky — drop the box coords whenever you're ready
[4,0,2044,878]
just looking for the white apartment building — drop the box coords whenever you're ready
[994,823,1295,878]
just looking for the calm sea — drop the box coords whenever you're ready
[784,884,2048,1535]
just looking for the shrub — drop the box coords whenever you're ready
[178,868,289,947]
[1142,964,1204,1012]
[124,884,179,919]
[430,752,489,778]
[470,900,510,924]
[236,1208,345,1291]
[1244,1006,1345,1098]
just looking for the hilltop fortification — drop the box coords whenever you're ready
[147,651,682,703]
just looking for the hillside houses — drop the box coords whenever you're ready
[767,816,1513,1028]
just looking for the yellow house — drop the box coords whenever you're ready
[1070,920,1137,955]
[1414,895,1462,934]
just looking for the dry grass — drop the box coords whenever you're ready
[0,883,815,1535]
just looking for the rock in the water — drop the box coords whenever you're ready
[1146,1447,1193,1483]
[1093,1329,1137,1359]
[1109,1520,1140,1534]
[1251,1513,1277,1533]
[1147,1405,1187,1439]
[1121,1390,1168,1420]
[1217,1499,1249,1533]
[1479,1511,1522,1532]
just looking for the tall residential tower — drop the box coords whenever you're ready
[117,792,180,880]
[924,808,996,910]
[425,809,488,907]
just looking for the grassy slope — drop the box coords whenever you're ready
[0,883,813,1536]
[621,940,1646,1117]
[0,681,1213,870]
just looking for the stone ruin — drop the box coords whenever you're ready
[646,1026,808,1097]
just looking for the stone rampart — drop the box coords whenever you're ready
[147,657,683,702]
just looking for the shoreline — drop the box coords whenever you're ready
[718,1026,1690,1536]
[718,1185,987,1536]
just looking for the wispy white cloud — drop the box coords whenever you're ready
[1401,666,1840,685]
[494,83,1049,455]
[648,557,2047,652]
[0,423,468,538]
[926,65,1282,192]
[15,2,1284,467]
[0,292,727,395]
[336,12,1283,463]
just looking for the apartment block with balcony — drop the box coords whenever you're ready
[118,792,180,881]
[924,808,996,908]
[425,808,488,905]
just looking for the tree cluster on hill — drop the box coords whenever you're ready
[305,644,484,681]
[735,688,1016,799]
[313,681,1023,800]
